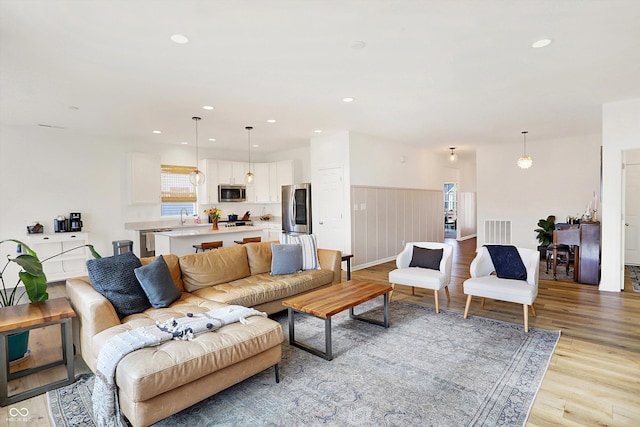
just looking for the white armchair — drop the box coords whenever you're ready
[463,246,539,332]
[388,242,453,313]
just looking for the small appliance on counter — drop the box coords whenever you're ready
[54,212,83,232]
[70,212,83,231]
[54,215,70,232]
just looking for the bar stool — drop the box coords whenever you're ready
[193,241,223,253]
[233,237,262,244]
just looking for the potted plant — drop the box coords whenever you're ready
[0,238,101,361]
[534,215,556,259]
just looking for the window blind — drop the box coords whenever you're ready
[161,164,197,202]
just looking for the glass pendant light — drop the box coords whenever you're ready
[245,126,254,184]
[449,147,457,162]
[517,130,533,169]
[189,116,206,185]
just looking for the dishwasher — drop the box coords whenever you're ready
[139,228,173,257]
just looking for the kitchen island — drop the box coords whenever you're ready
[154,226,267,256]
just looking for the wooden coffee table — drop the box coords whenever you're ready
[282,280,392,360]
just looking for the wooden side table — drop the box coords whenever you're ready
[0,298,76,406]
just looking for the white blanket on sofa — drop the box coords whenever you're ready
[93,305,266,427]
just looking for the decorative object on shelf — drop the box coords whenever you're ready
[245,126,254,184]
[517,130,533,169]
[449,147,457,162]
[0,239,101,361]
[27,222,44,234]
[189,116,206,186]
[204,207,222,230]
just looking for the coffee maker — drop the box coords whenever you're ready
[69,212,83,232]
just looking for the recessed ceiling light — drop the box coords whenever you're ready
[203,105,214,110]
[208,138,216,142]
[68,106,80,110]
[532,39,552,48]
[180,141,188,145]
[342,97,355,103]
[152,130,162,134]
[314,129,322,133]
[170,34,189,44]
[266,119,276,123]
[252,144,260,148]
[351,41,366,50]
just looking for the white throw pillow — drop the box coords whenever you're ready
[279,234,321,270]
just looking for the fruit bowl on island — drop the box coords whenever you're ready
[260,214,273,221]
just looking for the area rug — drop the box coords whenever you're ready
[48,302,560,427]
[626,265,640,292]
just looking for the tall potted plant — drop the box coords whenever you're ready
[0,239,101,361]
[534,215,556,259]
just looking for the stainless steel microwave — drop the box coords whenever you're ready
[218,185,246,202]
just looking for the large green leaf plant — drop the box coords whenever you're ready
[0,239,101,307]
[534,215,556,247]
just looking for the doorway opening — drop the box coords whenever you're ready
[444,182,457,239]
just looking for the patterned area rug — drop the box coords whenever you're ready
[626,265,640,292]
[48,302,560,427]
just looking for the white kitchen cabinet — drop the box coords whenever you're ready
[252,163,271,203]
[232,161,249,185]
[129,152,161,204]
[261,223,282,242]
[271,160,294,203]
[23,233,91,282]
[217,160,250,185]
[198,159,219,204]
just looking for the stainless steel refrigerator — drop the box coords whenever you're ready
[282,183,312,235]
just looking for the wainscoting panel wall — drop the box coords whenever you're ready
[351,186,444,268]
[457,191,477,240]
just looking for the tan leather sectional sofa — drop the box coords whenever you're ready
[66,241,342,427]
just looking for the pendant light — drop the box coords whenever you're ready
[517,130,533,169]
[245,126,254,184]
[189,116,206,185]
[449,147,457,162]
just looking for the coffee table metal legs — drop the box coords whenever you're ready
[288,308,333,360]
[287,292,390,361]
[350,293,390,327]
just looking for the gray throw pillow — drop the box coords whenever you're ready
[86,251,151,319]
[134,255,182,308]
[409,246,443,270]
[271,244,302,275]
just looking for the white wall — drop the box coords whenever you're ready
[0,123,306,263]
[602,98,640,292]
[476,133,601,249]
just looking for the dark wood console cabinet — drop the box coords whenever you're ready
[555,222,600,285]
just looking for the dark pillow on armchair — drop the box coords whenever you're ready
[86,251,151,319]
[409,246,443,270]
[134,255,182,308]
[484,245,528,281]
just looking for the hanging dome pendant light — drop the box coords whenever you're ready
[517,130,533,169]
[245,126,254,184]
[189,116,206,185]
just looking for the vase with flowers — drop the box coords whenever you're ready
[204,207,223,230]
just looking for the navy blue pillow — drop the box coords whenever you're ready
[484,245,528,281]
[134,255,181,308]
[86,251,151,319]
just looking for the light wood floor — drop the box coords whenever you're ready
[2,237,639,426]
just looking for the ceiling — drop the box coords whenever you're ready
[1,0,640,157]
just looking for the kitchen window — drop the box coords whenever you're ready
[160,164,197,217]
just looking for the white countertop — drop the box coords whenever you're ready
[155,225,263,238]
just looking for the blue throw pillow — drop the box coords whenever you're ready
[484,245,528,281]
[134,255,182,308]
[409,246,443,270]
[271,244,302,275]
[279,234,320,270]
[86,251,151,319]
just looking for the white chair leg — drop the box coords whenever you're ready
[523,304,529,333]
[531,303,537,317]
[389,283,395,302]
[434,290,439,313]
[463,294,472,318]
[481,297,486,308]
[444,286,450,301]
[411,286,415,296]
